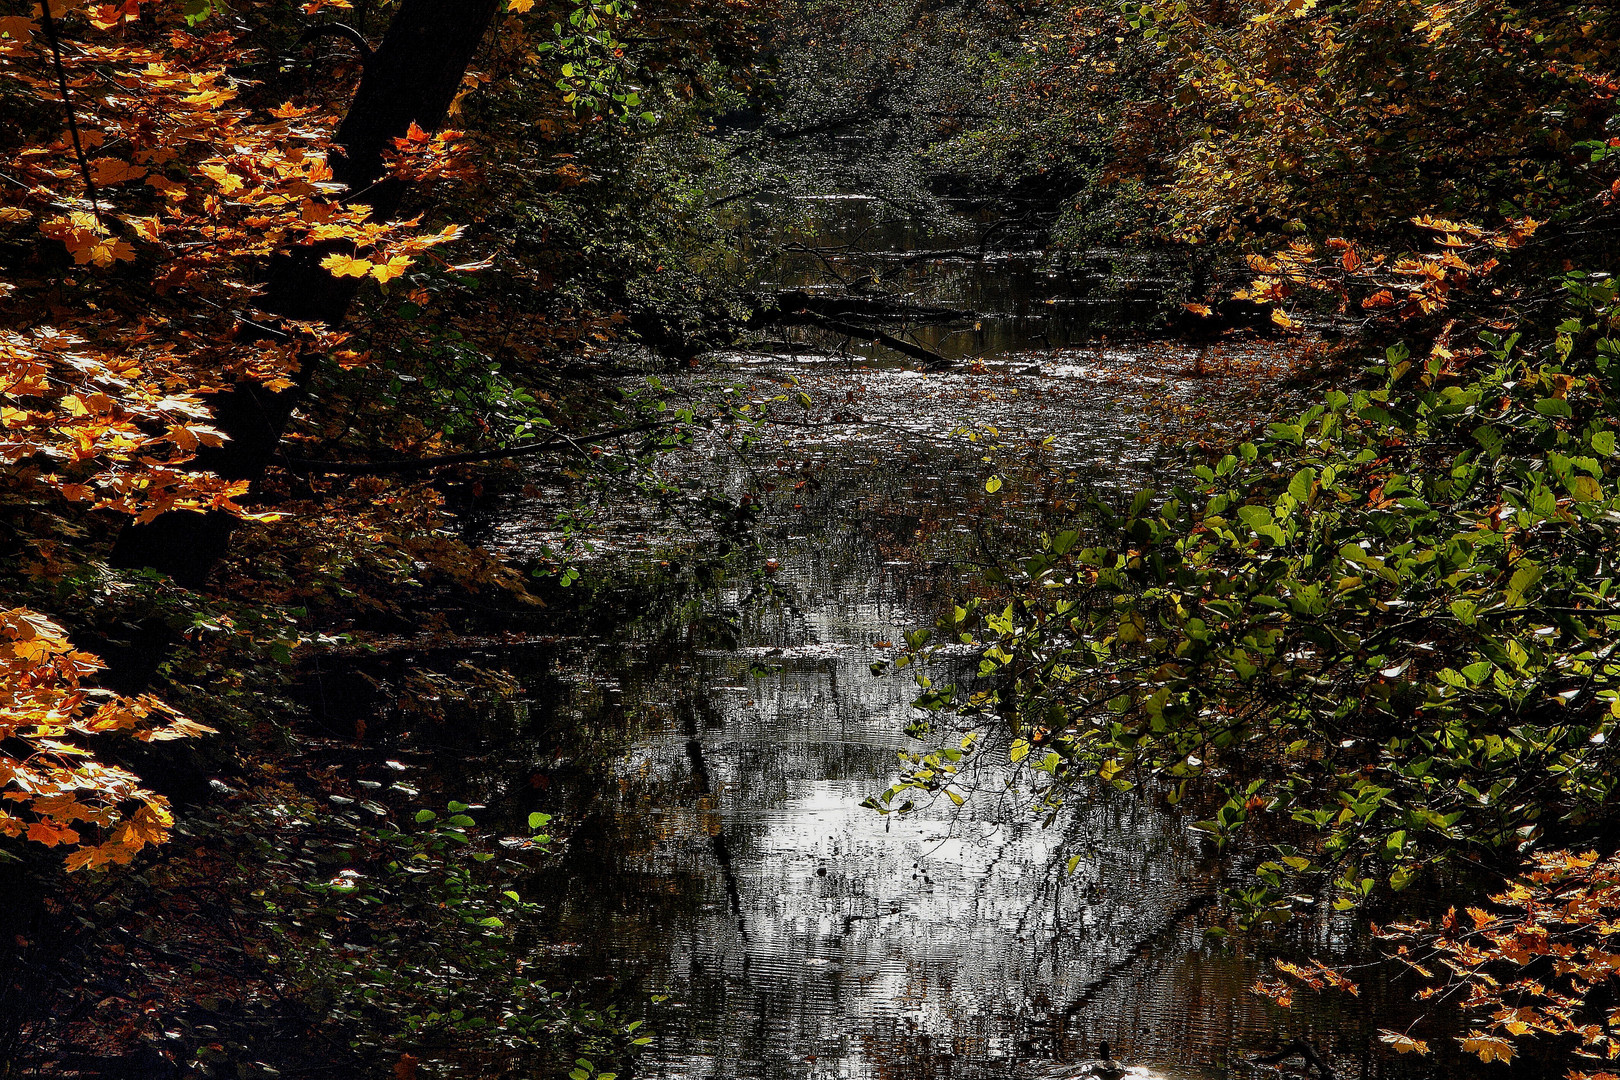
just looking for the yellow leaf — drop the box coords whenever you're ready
[27,819,80,847]
[109,802,172,854]
[1458,1033,1514,1064]
[197,162,244,194]
[1378,1031,1429,1055]
[320,252,374,278]
[165,424,198,451]
[88,237,136,267]
[371,255,412,283]
[126,215,161,242]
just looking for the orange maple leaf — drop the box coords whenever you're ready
[89,157,144,185]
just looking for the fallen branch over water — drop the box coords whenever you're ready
[770,308,956,370]
[764,286,974,324]
[1253,1039,1336,1080]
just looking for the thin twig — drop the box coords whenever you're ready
[36,0,101,221]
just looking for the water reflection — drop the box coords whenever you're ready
[478,347,1401,1080]
[504,525,1371,1080]
[737,192,1182,361]
[482,200,1390,1079]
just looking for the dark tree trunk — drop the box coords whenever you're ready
[108,0,502,587]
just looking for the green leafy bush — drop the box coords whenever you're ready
[877,274,1620,927]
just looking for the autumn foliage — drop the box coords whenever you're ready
[2,0,778,1066]
[1373,849,1620,1070]
[0,0,486,867]
[0,607,209,868]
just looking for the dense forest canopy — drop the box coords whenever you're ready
[3,0,1620,1076]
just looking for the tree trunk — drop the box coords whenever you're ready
[108,0,502,587]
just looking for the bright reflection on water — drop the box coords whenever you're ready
[483,345,1390,1080]
[531,554,1318,1080]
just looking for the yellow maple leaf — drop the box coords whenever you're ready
[1458,1032,1514,1064]
[27,819,80,847]
[87,236,137,267]
[371,255,413,283]
[108,801,172,854]
[197,162,244,194]
[1377,1030,1429,1055]
[320,252,374,278]
[42,213,136,267]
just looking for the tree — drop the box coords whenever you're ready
[107,0,503,586]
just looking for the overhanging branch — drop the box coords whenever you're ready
[277,419,672,475]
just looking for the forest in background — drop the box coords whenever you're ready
[4,0,1620,1076]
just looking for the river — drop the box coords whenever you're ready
[470,195,1396,1080]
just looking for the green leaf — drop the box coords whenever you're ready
[415,810,438,824]
[1534,397,1573,418]
[1287,467,1317,504]
[985,475,1003,494]
[1566,474,1604,502]
[1506,562,1544,607]
[1237,504,1275,534]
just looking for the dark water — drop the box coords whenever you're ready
[481,198,1396,1080]
[740,193,1186,361]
